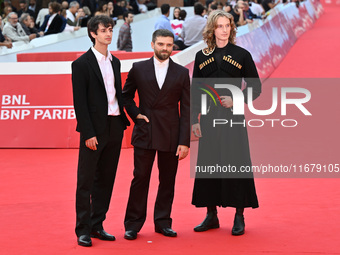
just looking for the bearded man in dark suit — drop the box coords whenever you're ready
[122,29,190,240]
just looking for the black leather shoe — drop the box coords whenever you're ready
[155,227,177,237]
[77,235,92,247]
[90,229,116,241]
[124,230,138,240]
[194,207,220,232]
[232,214,245,235]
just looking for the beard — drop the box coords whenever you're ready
[155,49,171,61]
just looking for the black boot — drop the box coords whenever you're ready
[232,208,245,235]
[194,206,220,232]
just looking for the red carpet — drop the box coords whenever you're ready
[1,5,340,255]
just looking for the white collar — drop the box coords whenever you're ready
[91,46,112,62]
[154,56,169,67]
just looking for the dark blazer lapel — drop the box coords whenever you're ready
[148,57,161,92]
[111,57,124,110]
[50,15,57,29]
[111,57,121,93]
[86,49,105,89]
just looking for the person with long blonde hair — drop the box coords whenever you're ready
[191,10,261,236]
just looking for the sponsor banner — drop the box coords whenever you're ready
[0,74,136,148]
[17,51,180,62]
[0,75,79,148]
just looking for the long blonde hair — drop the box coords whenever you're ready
[203,10,237,49]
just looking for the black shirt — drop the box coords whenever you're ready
[229,9,240,26]
[262,0,274,12]
[192,43,262,123]
[17,9,36,18]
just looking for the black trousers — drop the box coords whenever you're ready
[124,147,179,232]
[75,116,124,237]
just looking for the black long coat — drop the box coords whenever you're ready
[191,43,261,208]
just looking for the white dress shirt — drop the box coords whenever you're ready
[91,47,120,116]
[65,9,78,31]
[36,8,49,27]
[250,2,265,16]
[66,9,75,22]
[153,57,169,89]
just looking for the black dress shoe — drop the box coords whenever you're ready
[124,230,138,240]
[194,207,220,232]
[77,235,92,247]
[155,227,177,237]
[231,214,245,236]
[90,229,116,241]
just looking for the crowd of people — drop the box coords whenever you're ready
[0,0,157,49]
[153,0,298,50]
[0,0,87,48]
[0,0,295,51]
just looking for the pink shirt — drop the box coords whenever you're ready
[91,47,120,116]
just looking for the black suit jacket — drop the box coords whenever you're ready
[122,57,190,152]
[39,14,63,35]
[72,49,130,140]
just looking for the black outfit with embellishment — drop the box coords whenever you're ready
[191,43,261,209]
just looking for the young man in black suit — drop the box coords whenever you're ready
[72,15,130,247]
[122,29,190,240]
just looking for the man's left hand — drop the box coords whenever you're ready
[176,145,189,160]
[220,96,233,108]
